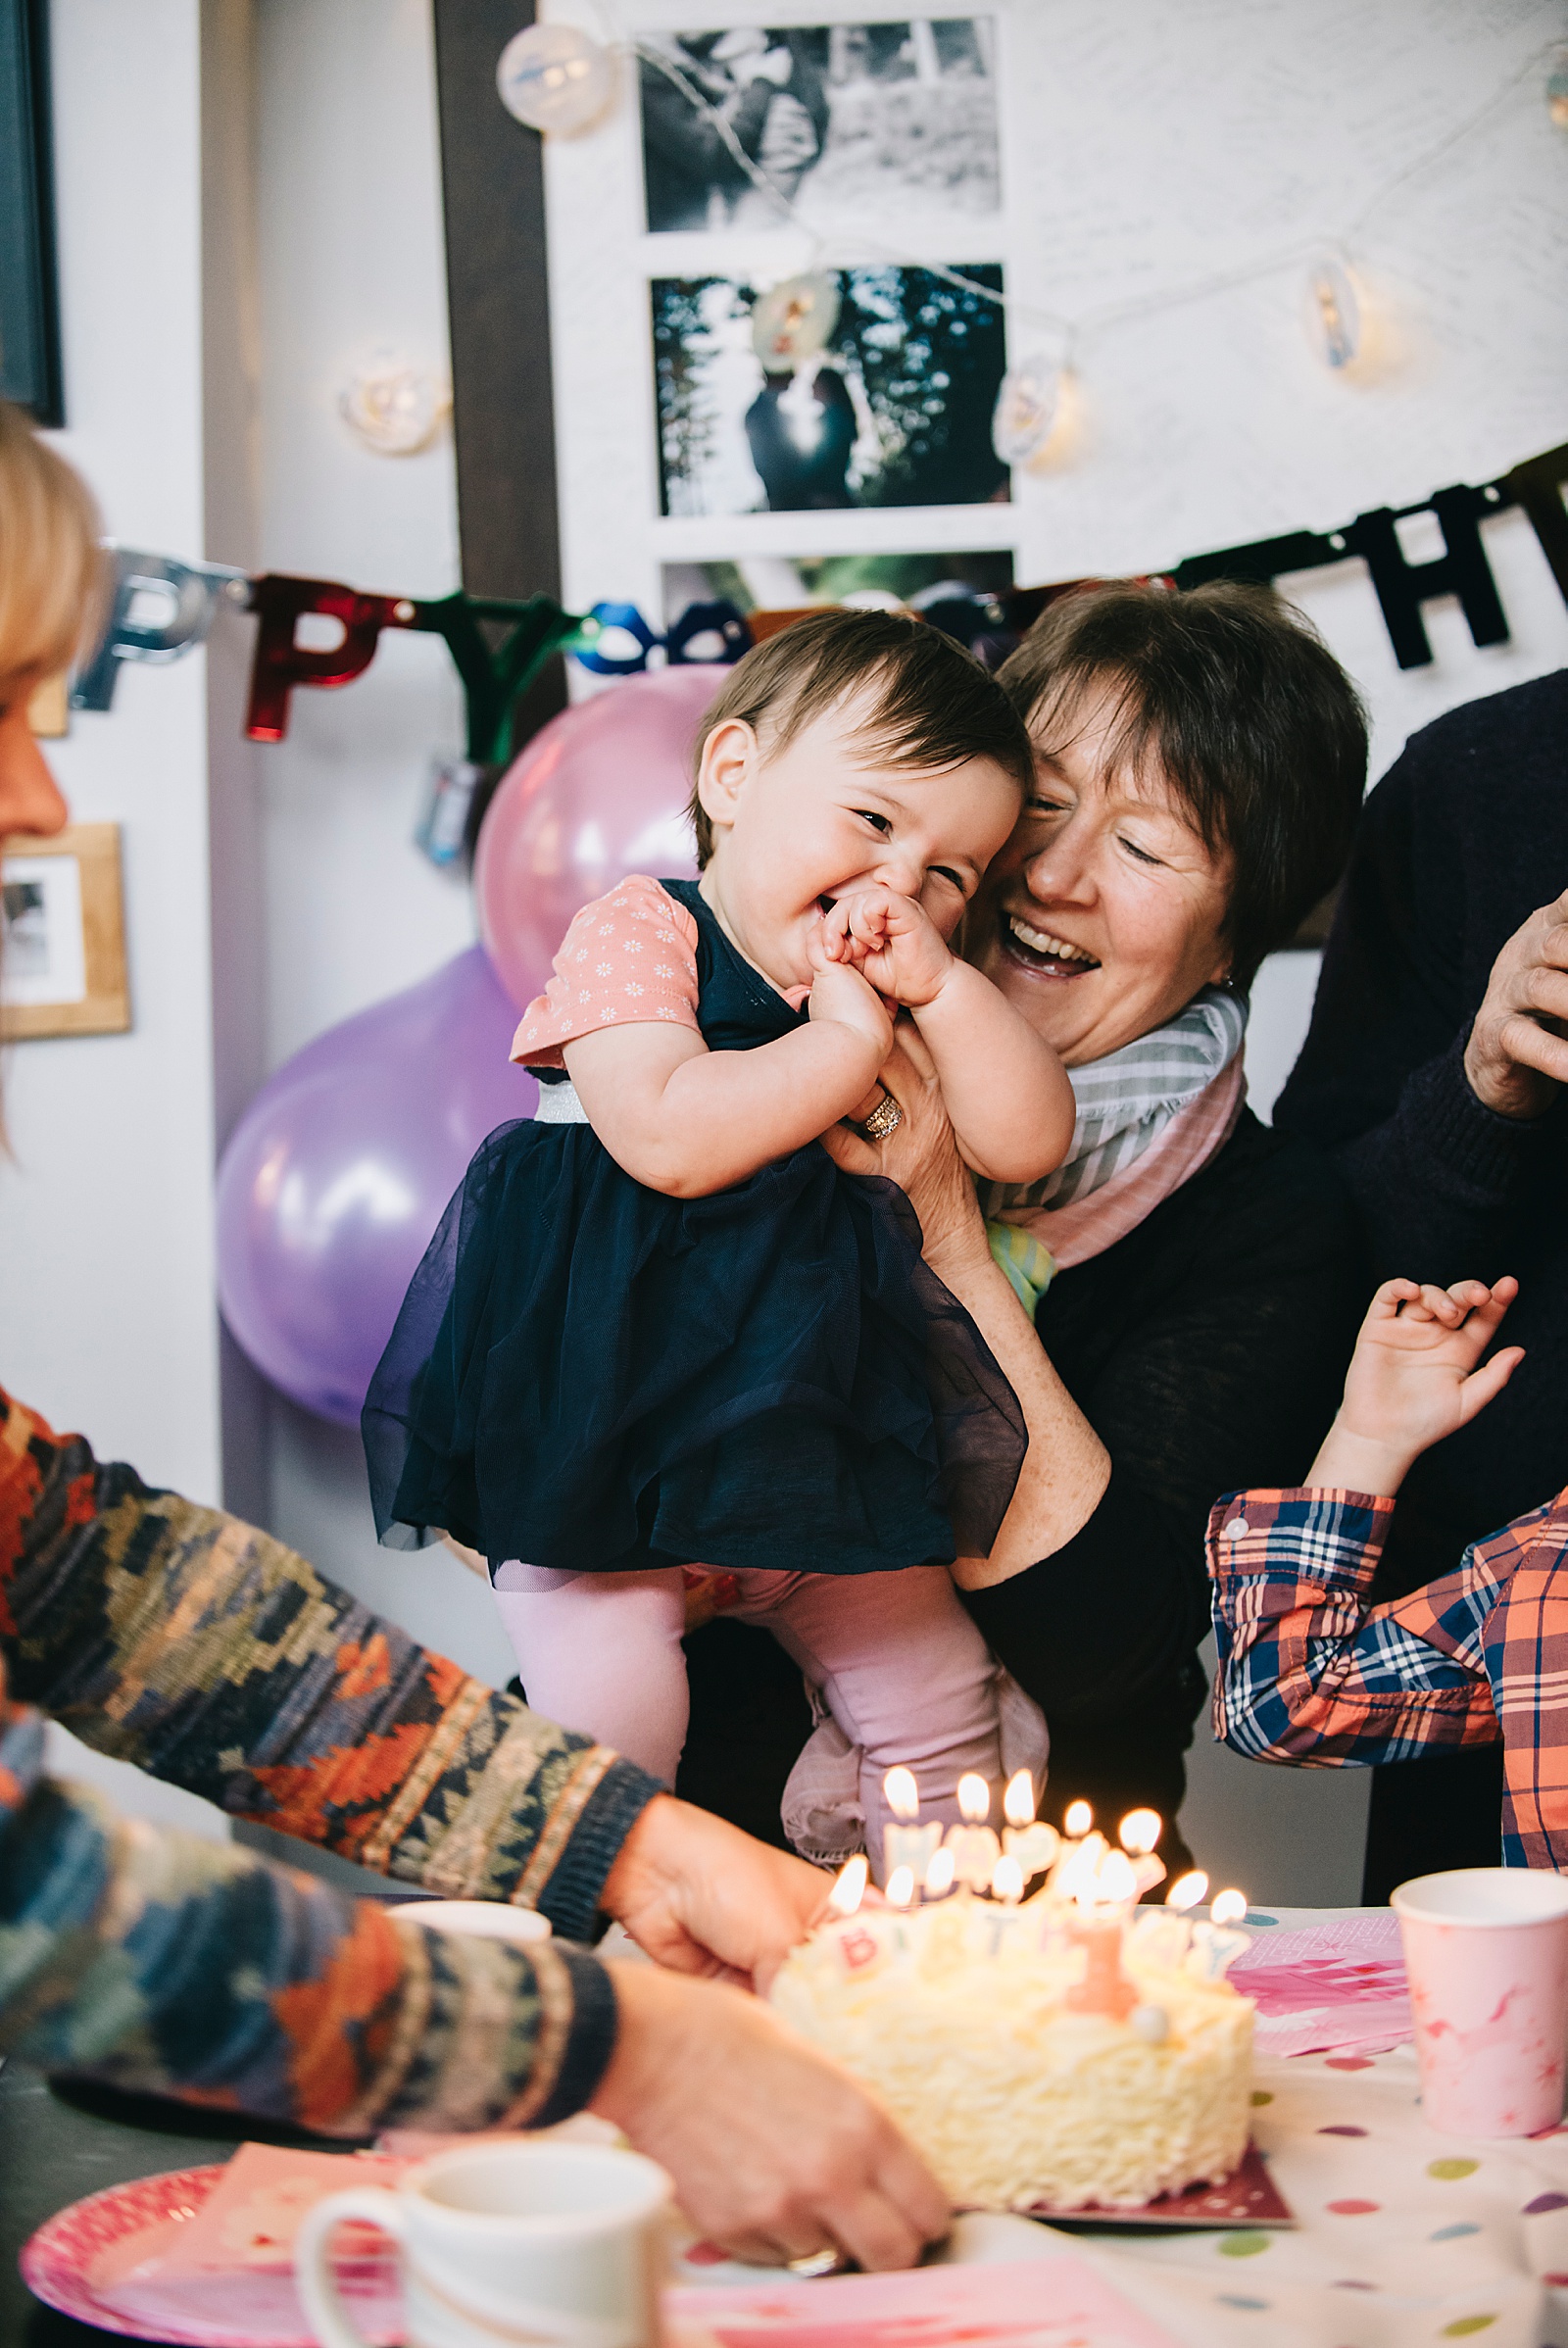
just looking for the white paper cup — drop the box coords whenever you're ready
[1392,1868,1568,2136]
[296,2140,671,2348]
[385,1899,552,1944]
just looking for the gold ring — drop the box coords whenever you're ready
[859,1091,904,1142]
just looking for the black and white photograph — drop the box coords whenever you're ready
[639,21,999,238]
[652,264,1009,516]
[0,823,129,1040]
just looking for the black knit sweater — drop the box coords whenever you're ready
[1274,667,1568,1891]
[679,1106,1363,1847]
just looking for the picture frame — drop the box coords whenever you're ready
[1,823,131,1041]
[0,0,64,423]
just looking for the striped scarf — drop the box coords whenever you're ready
[981,985,1248,1317]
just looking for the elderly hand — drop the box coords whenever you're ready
[821,1023,988,1279]
[594,1962,949,2268]
[600,1794,834,1991]
[1463,889,1568,1120]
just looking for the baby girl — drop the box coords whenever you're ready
[367,610,1075,1861]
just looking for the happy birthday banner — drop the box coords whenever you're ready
[70,437,1568,759]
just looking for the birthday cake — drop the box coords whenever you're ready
[769,1888,1255,2212]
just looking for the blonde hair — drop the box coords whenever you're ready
[0,400,106,704]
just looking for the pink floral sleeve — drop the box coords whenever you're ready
[510,876,702,1070]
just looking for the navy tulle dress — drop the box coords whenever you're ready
[364,878,1024,1577]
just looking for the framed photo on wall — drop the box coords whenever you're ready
[1,823,131,1041]
[0,0,63,422]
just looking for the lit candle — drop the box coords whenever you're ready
[991,1853,1024,1904]
[1117,1808,1167,1899]
[1127,1865,1207,1969]
[1189,1888,1250,1981]
[1063,1798,1094,1838]
[1167,1869,1209,1912]
[1002,1770,1062,1883]
[944,1773,1001,1890]
[1064,1847,1139,2019]
[885,1865,915,1909]
[881,1767,942,1892]
[924,1845,956,1898]
[827,1853,869,1917]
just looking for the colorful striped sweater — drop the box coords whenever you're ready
[0,1386,661,2132]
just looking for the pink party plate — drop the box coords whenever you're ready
[21,2162,400,2347]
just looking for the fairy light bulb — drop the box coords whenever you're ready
[1306,257,1361,369]
[925,1845,956,1896]
[496,24,616,135]
[883,1767,920,1822]
[957,1774,992,1825]
[1063,1799,1094,1838]
[1548,46,1568,128]
[992,351,1063,468]
[827,1854,868,1917]
[1003,1770,1036,1829]
[1166,1870,1209,1912]
[1118,1809,1163,1856]
[1210,1888,1249,1927]
[886,1865,916,1909]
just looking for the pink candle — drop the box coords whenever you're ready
[1065,1911,1138,2019]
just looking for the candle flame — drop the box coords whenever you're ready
[957,1773,991,1825]
[1210,1888,1249,1927]
[883,1766,919,1823]
[827,1854,868,1916]
[1003,1769,1035,1829]
[1117,1808,1162,1856]
[885,1865,916,1909]
[1166,1869,1208,1912]
[991,1853,1025,1904]
[924,1845,956,1896]
[1099,1849,1138,1904]
[1063,1799,1094,1837]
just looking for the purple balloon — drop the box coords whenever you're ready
[474,666,714,1007]
[216,945,537,1425]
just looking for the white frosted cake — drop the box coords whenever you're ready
[769,1894,1254,2211]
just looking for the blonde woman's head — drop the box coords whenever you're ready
[0,399,106,710]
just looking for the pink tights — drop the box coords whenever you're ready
[490,1561,1014,1862]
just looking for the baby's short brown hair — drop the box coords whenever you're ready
[688,608,1034,867]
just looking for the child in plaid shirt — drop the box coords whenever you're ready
[1206,1272,1568,1869]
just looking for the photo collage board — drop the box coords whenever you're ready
[538,4,1032,673]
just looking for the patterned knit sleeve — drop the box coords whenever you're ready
[1207,1487,1502,1767]
[0,1388,661,1943]
[0,1686,617,2133]
[511,875,702,1071]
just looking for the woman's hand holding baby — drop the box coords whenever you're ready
[1307,1276,1525,1498]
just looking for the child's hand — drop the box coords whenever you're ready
[806,936,895,1068]
[817,887,954,1008]
[1308,1276,1525,1496]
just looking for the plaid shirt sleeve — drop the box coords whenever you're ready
[1207,1487,1503,1767]
[0,1387,660,1941]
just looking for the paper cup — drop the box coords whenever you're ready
[1392,1868,1568,2136]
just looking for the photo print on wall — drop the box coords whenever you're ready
[638,21,1000,238]
[652,265,1009,517]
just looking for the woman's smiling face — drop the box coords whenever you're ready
[966,684,1236,1066]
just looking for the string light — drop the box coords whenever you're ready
[497,24,616,135]
[1305,257,1361,370]
[992,351,1066,468]
[751,273,841,370]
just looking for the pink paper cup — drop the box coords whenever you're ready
[1392,1869,1568,2137]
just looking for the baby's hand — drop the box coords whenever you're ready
[807,936,895,1068]
[1327,1276,1524,1488]
[818,887,954,1008]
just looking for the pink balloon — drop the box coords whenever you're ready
[474,666,717,1008]
[216,946,538,1426]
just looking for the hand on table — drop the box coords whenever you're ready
[1308,1275,1525,1497]
[1464,888,1568,1120]
[599,1793,835,1991]
[593,1962,949,2269]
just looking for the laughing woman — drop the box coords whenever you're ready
[689,584,1372,1871]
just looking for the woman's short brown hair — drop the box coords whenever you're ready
[689,607,1034,866]
[0,400,106,705]
[997,581,1368,990]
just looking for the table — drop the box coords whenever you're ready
[10,1910,1568,2348]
